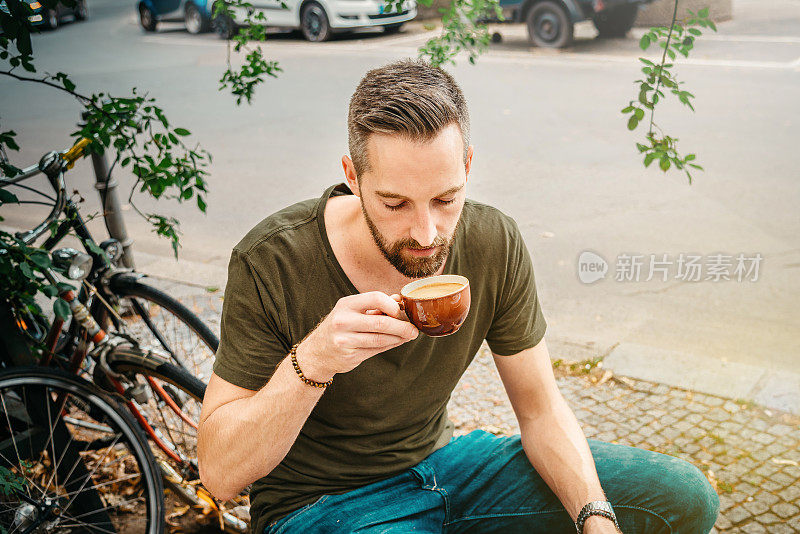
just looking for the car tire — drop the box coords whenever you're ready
[139,4,158,32]
[593,4,639,38]
[301,2,332,42]
[383,22,404,34]
[73,0,88,20]
[185,2,210,34]
[526,0,573,48]
[43,8,59,30]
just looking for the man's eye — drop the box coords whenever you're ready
[435,198,456,206]
[385,202,405,211]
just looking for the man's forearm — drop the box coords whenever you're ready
[198,348,327,500]
[518,391,607,521]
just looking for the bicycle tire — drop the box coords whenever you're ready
[103,347,250,532]
[94,274,219,382]
[0,366,165,533]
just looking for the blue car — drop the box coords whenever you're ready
[494,0,655,48]
[138,0,213,33]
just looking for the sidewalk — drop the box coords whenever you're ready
[143,274,800,533]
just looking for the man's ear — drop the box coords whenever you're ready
[342,155,360,197]
[465,145,474,180]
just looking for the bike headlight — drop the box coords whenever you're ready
[51,248,93,280]
[99,239,123,263]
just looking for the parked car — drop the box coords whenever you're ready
[138,0,213,33]
[213,0,417,42]
[495,0,654,48]
[0,0,88,30]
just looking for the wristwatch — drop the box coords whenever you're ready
[575,501,621,533]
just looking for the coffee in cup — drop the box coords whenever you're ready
[400,274,470,337]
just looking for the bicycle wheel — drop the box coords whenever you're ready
[94,274,219,383]
[0,366,165,533]
[102,345,250,532]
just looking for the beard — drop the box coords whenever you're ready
[360,199,461,279]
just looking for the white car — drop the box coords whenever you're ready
[214,0,417,42]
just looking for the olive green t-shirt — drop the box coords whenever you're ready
[213,183,547,533]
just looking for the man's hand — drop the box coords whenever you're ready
[295,292,419,381]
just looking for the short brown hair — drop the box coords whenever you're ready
[347,59,471,180]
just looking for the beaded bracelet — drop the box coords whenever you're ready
[290,344,333,389]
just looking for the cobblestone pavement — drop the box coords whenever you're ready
[155,279,800,533]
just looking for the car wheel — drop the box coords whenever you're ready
[185,3,210,34]
[43,8,59,30]
[383,22,404,34]
[301,2,331,42]
[139,4,157,32]
[73,0,88,20]
[593,4,639,38]
[526,0,573,48]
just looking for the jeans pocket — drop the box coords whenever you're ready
[269,495,330,534]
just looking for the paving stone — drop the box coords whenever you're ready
[740,522,767,533]
[763,524,795,534]
[714,513,732,530]
[753,512,781,526]
[778,484,800,503]
[773,502,799,519]
[751,432,775,445]
[725,505,753,524]
[742,500,769,515]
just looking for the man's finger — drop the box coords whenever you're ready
[350,332,412,349]
[348,291,403,317]
[353,313,418,339]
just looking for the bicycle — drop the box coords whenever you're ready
[0,138,250,532]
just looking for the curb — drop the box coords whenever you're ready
[604,343,800,416]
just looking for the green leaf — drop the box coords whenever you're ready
[639,34,650,50]
[53,299,71,320]
[627,116,639,131]
[174,128,191,136]
[698,7,709,17]
[659,157,671,172]
[708,20,717,32]
[621,105,635,113]
[685,154,696,161]
[634,108,645,120]
[29,252,51,269]
[42,285,59,298]
[20,263,34,279]
[689,163,704,170]
[688,28,701,36]
[197,195,207,213]
[644,153,656,167]
[0,189,19,204]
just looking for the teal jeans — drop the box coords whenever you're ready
[266,429,719,533]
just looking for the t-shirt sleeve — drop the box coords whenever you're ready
[213,249,290,390]
[485,219,547,356]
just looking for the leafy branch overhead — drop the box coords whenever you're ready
[622,6,717,183]
[1,0,211,257]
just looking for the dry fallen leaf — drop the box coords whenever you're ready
[772,458,799,467]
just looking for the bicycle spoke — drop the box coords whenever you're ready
[0,391,38,499]
[59,432,121,517]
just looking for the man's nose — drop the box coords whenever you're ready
[409,208,438,248]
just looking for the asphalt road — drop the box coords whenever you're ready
[2,0,798,379]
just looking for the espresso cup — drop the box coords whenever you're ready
[400,274,470,337]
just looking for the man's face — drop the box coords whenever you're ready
[352,123,473,279]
